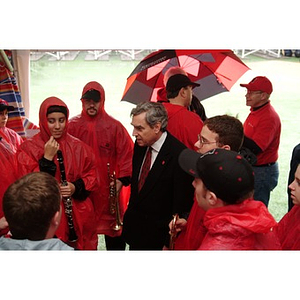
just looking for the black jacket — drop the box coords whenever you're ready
[122,132,194,250]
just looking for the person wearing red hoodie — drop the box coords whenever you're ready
[0,99,23,167]
[16,97,99,250]
[178,148,280,250]
[0,149,18,236]
[170,115,244,250]
[275,163,300,249]
[68,81,133,250]
[163,74,204,150]
[0,99,22,236]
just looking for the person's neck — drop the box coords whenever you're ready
[252,100,270,111]
[169,98,186,107]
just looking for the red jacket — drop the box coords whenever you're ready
[0,150,17,236]
[276,205,300,250]
[16,97,99,250]
[199,199,280,250]
[0,127,23,153]
[68,81,133,237]
[0,126,22,236]
[174,199,206,250]
[163,102,203,150]
[244,102,281,165]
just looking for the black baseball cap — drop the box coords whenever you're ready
[0,98,14,112]
[166,74,200,93]
[179,148,254,204]
[81,89,101,102]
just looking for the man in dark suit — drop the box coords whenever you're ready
[122,102,194,250]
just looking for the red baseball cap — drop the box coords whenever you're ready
[240,76,273,94]
[0,98,14,111]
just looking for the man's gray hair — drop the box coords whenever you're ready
[130,102,168,131]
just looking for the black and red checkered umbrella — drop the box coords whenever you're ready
[121,49,250,104]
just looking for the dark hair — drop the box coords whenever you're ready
[3,172,61,240]
[130,102,168,132]
[166,88,181,99]
[204,115,244,152]
[189,95,207,121]
[47,105,68,118]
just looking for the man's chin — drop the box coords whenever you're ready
[136,140,145,147]
[87,110,97,116]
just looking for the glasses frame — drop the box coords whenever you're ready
[197,134,218,146]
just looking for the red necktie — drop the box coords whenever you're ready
[138,147,152,191]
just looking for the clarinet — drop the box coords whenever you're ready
[56,150,78,243]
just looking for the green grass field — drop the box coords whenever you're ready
[29,51,300,249]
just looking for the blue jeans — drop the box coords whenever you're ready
[252,162,279,207]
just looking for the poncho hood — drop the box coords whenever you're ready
[39,97,69,143]
[81,81,105,117]
[204,199,277,234]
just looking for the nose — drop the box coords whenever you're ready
[132,129,138,137]
[289,182,295,191]
[194,140,203,150]
[54,120,61,128]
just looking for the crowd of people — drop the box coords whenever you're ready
[0,68,299,251]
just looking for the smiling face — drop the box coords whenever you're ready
[289,165,300,206]
[47,112,66,140]
[131,112,161,147]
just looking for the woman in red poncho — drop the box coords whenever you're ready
[68,81,133,250]
[16,97,99,250]
[0,99,21,236]
[275,164,300,249]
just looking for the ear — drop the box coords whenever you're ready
[206,191,218,206]
[221,144,231,150]
[52,210,61,227]
[45,210,62,239]
[153,122,161,134]
[179,87,186,98]
[261,92,269,101]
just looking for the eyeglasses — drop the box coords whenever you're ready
[197,134,217,146]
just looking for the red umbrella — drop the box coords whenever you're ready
[121,49,250,104]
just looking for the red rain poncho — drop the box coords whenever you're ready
[16,97,99,250]
[275,205,300,250]
[0,126,23,154]
[68,81,133,237]
[174,198,206,250]
[0,124,22,236]
[199,199,280,250]
[163,102,203,150]
[0,150,17,236]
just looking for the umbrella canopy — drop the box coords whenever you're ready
[121,49,250,104]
